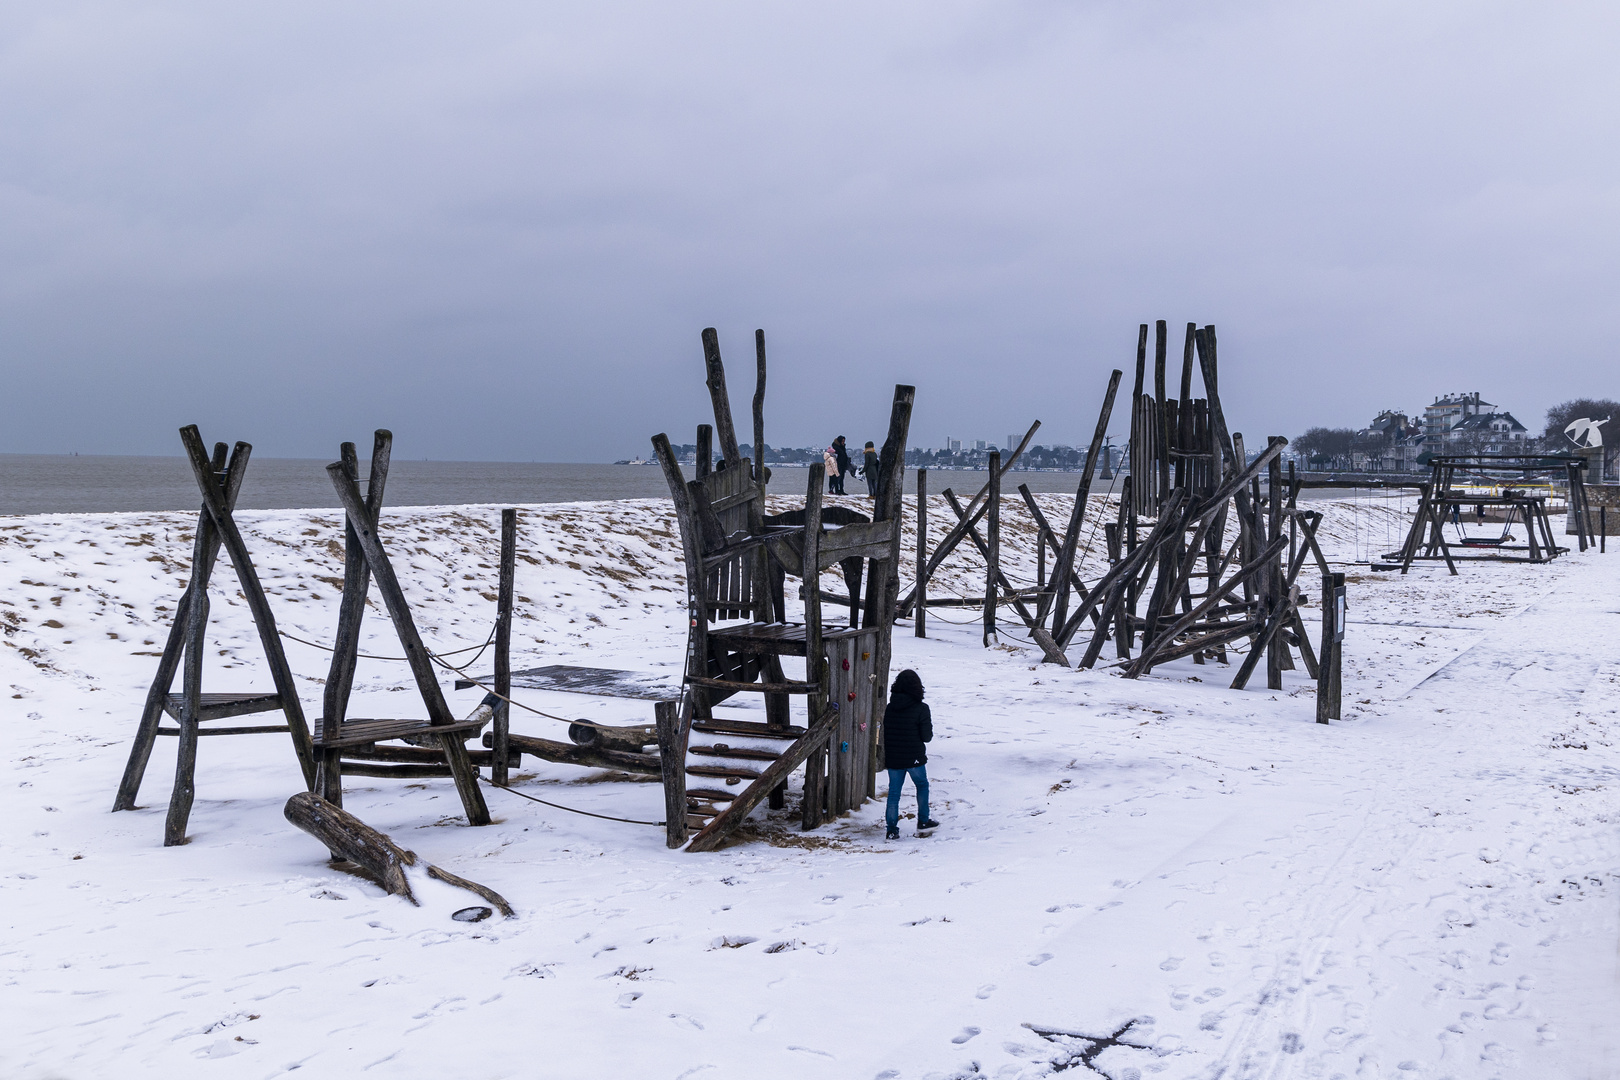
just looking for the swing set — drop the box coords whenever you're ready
[1379,453,1595,574]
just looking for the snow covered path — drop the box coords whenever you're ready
[2,499,1616,1079]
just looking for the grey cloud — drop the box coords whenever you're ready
[2,1,1616,460]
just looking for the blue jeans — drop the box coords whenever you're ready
[886,766,929,829]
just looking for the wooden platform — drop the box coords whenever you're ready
[311,716,489,750]
[160,692,283,722]
[454,664,679,701]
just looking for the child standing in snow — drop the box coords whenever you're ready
[883,669,939,840]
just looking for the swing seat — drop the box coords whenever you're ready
[1458,535,1513,547]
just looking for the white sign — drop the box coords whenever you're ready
[1565,416,1609,448]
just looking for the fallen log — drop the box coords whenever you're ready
[283,791,513,917]
[486,731,661,775]
[567,720,658,755]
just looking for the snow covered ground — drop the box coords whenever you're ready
[2,495,1616,1079]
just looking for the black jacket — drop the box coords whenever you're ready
[862,449,879,479]
[834,443,854,477]
[883,690,932,769]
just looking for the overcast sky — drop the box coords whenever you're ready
[3,2,1617,461]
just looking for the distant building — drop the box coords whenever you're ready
[1448,410,1529,453]
[1423,393,1492,443]
[1352,410,1424,471]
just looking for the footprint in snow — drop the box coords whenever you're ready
[1159,956,1183,971]
[618,992,642,1008]
[975,984,995,1000]
[951,1026,981,1044]
[1028,953,1053,966]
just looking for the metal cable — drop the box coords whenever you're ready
[481,777,664,827]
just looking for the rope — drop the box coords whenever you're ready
[481,777,664,827]
[279,627,496,665]
[282,622,582,726]
[446,669,580,726]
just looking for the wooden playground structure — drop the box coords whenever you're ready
[1375,453,1595,573]
[904,321,1346,718]
[650,328,915,850]
[128,319,1618,887]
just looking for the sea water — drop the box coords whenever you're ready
[0,455,1103,515]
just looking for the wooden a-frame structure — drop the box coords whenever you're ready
[311,430,492,826]
[113,426,316,845]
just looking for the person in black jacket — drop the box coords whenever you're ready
[882,669,939,839]
[861,441,879,498]
[832,436,853,495]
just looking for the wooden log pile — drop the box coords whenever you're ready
[906,321,1343,708]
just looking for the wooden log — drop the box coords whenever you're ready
[651,433,714,728]
[1154,320,1170,506]
[701,328,743,465]
[491,732,661,775]
[284,792,512,916]
[863,384,914,800]
[165,519,213,847]
[655,701,687,849]
[342,744,518,765]
[752,330,768,489]
[695,424,713,479]
[568,720,658,754]
[318,436,389,807]
[1266,449,1286,689]
[801,463,826,831]
[915,468,927,638]
[1176,323,1195,491]
[984,451,1000,647]
[1049,370,1122,638]
[493,508,516,785]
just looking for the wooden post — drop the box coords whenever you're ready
[1049,370,1122,639]
[654,700,686,848]
[701,327,743,465]
[984,451,1000,646]
[165,493,214,847]
[318,434,392,809]
[492,508,516,786]
[864,384,915,798]
[1317,572,1344,724]
[1266,448,1286,689]
[801,463,826,830]
[695,424,713,479]
[1154,320,1170,508]
[915,468,927,638]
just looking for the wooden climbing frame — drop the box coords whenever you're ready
[113,426,316,845]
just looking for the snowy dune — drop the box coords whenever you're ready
[2,496,1617,1079]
